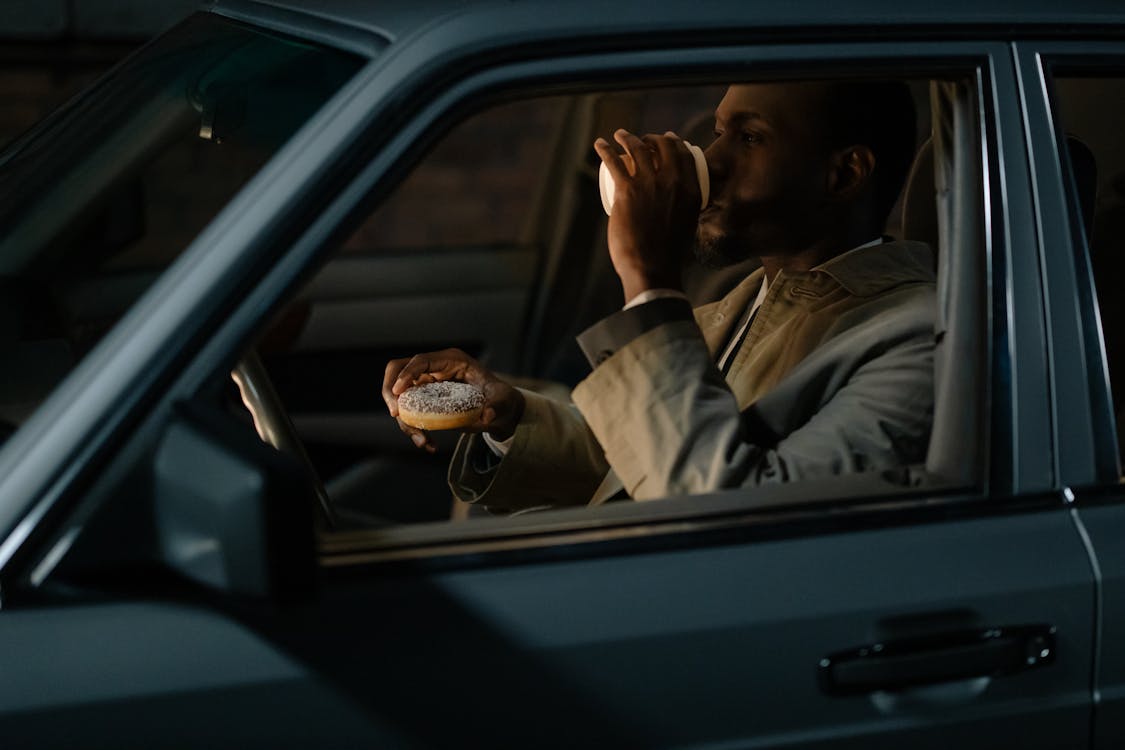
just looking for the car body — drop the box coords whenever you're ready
[1,0,1125,747]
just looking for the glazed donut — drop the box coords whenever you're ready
[397,381,484,430]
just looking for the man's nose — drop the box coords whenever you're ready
[703,142,728,193]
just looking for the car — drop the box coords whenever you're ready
[1,0,1124,746]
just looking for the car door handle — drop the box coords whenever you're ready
[818,624,1056,696]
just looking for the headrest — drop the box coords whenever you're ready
[902,134,1097,255]
[900,137,937,254]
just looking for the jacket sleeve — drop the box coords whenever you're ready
[447,389,610,512]
[570,317,934,499]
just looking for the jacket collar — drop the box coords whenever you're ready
[814,239,935,297]
[694,239,935,353]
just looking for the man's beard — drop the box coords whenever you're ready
[692,227,751,269]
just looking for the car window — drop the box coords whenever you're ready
[235,73,992,536]
[1048,75,1125,473]
[0,13,363,435]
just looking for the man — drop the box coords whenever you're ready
[383,81,935,512]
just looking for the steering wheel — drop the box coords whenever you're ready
[231,351,338,530]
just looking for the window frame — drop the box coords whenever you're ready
[252,41,1036,568]
[4,35,1047,586]
[1018,42,1125,492]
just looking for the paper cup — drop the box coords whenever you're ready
[599,141,709,216]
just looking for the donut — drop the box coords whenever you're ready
[397,381,485,430]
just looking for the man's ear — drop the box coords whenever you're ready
[826,145,876,200]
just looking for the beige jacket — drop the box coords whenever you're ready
[449,240,936,511]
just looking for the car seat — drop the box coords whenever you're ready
[903,134,1097,257]
[901,108,1098,484]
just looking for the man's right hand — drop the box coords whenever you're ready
[382,348,525,454]
[594,129,701,303]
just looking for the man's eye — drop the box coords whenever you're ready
[741,131,762,144]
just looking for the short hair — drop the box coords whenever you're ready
[820,81,918,230]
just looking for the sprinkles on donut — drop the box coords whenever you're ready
[397,381,485,430]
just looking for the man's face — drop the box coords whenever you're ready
[695,83,835,267]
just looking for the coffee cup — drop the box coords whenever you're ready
[599,140,709,216]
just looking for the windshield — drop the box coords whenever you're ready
[0,13,362,436]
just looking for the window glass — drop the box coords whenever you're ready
[0,14,362,432]
[1050,76,1125,469]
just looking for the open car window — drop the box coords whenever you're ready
[226,71,992,549]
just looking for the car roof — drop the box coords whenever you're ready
[209,0,1125,47]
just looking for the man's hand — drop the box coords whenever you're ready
[594,129,702,302]
[382,348,525,453]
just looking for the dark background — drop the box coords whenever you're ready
[0,0,198,150]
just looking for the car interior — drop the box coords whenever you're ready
[236,75,992,533]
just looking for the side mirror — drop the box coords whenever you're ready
[152,401,314,599]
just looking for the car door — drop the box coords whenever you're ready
[285,38,1096,748]
[0,14,1098,750]
[1020,40,1125,749]
[182,37,1097,748]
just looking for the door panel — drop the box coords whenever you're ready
[0,603,402,748]
[1076,503,1125,748]
[308,508,1094,748]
